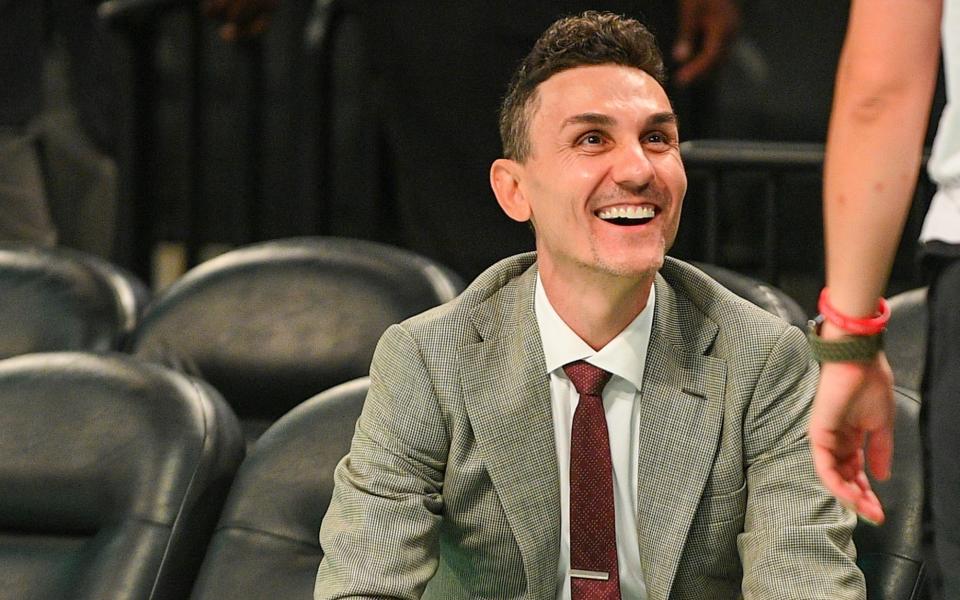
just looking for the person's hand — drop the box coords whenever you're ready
[673,0,740,86]
[809,351,895,525]
[203,0,280,41]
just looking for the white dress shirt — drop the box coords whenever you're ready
[920,0,960,244]
[534,275,655,600]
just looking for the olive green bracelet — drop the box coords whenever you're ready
[806,316,884,363]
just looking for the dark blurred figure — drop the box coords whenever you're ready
[0,1,57,246]
[204,0,280,40]
[203,0,738,280]
[0,0,122,258]
[326,1,738,280]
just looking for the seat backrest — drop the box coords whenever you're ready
[190,376,369,599]
[67,248,153,337]
[0,243,150,358]
[885,287,927,392]
[854,387,926,600]
[129,237,462,430]
[693,261,808,328]
[0,352,244,600]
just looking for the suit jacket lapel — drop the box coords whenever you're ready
[457,262,728,599]
[460,264,560,599]
[637,274,727,600]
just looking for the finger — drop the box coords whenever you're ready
[227,0,279,27]
[847,460,886,525]
[235,15,271,39]
[811,444,862,507]
[224,0,252,22]
[674,24,728,85]
[835,447,865,482]
[219,22,238,42]
[853,468,873,493]
[854,488,885,526]
[203,0,229,18]
[673,0,699,63]
[866,422,894,481]
[821,463,884,526]
[673,39,694,64]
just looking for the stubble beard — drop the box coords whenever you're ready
[588,235,666,280]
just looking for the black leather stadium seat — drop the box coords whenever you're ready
[190,377,369,599]
[693,261,809,328]
[129,237,462,438]
[70,248,152,338]
[0,243,150,359]
[855,387,927,600]
[885,287,927,393]
[0,352,244,599]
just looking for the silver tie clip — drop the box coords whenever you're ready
[570,569,609,581]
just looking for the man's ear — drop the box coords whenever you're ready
[490,158,531,223]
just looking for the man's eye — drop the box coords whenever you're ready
[578,132,605,146]
[643,131,675,148]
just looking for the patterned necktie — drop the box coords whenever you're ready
[563,360,621,600]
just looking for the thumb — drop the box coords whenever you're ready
[866,422,894,482]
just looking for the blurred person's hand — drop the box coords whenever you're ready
[673,0,740,86]
[809,351,895,526]
[204,0,280,41]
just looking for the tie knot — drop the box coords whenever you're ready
[563,360,612,396]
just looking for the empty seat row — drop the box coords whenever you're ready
[0,239,929,411]
[0,237,464,441]
[0,350,359,599]
[0,238,933,600]
[0,352,243,600]
[0,350,928,599]
[0,243,148,359]
[128,237,463,439]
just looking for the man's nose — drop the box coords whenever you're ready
[610,142,655,190]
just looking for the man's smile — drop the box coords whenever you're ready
[594,204,658,226]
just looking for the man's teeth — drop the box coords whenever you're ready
[597,206,656,220]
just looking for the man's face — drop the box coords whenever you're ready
[502,64,686,282]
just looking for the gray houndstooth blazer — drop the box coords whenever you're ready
[316,253,866,600]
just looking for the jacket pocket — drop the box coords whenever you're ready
[696,479,748,526]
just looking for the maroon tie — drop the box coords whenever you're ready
[563,361,621,600]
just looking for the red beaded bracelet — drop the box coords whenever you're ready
[817,288,890,336]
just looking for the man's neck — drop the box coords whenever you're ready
[539,262,655,351]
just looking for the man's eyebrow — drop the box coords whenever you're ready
[561,113,617,129]
[647,111,679,127]
[560,111,679,130]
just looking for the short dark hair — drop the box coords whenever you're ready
[498,11,666,162]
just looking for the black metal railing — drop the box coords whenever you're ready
[680,139,932,286]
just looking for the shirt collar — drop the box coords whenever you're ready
[534,273,655,392]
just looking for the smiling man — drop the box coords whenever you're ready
[316,12,864,600]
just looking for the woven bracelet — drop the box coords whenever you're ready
[807,316,884,363]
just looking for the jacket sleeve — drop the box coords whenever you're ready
[738,325,866,600]
[315,324,449,600]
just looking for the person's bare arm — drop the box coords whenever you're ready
[810,0,942,524]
